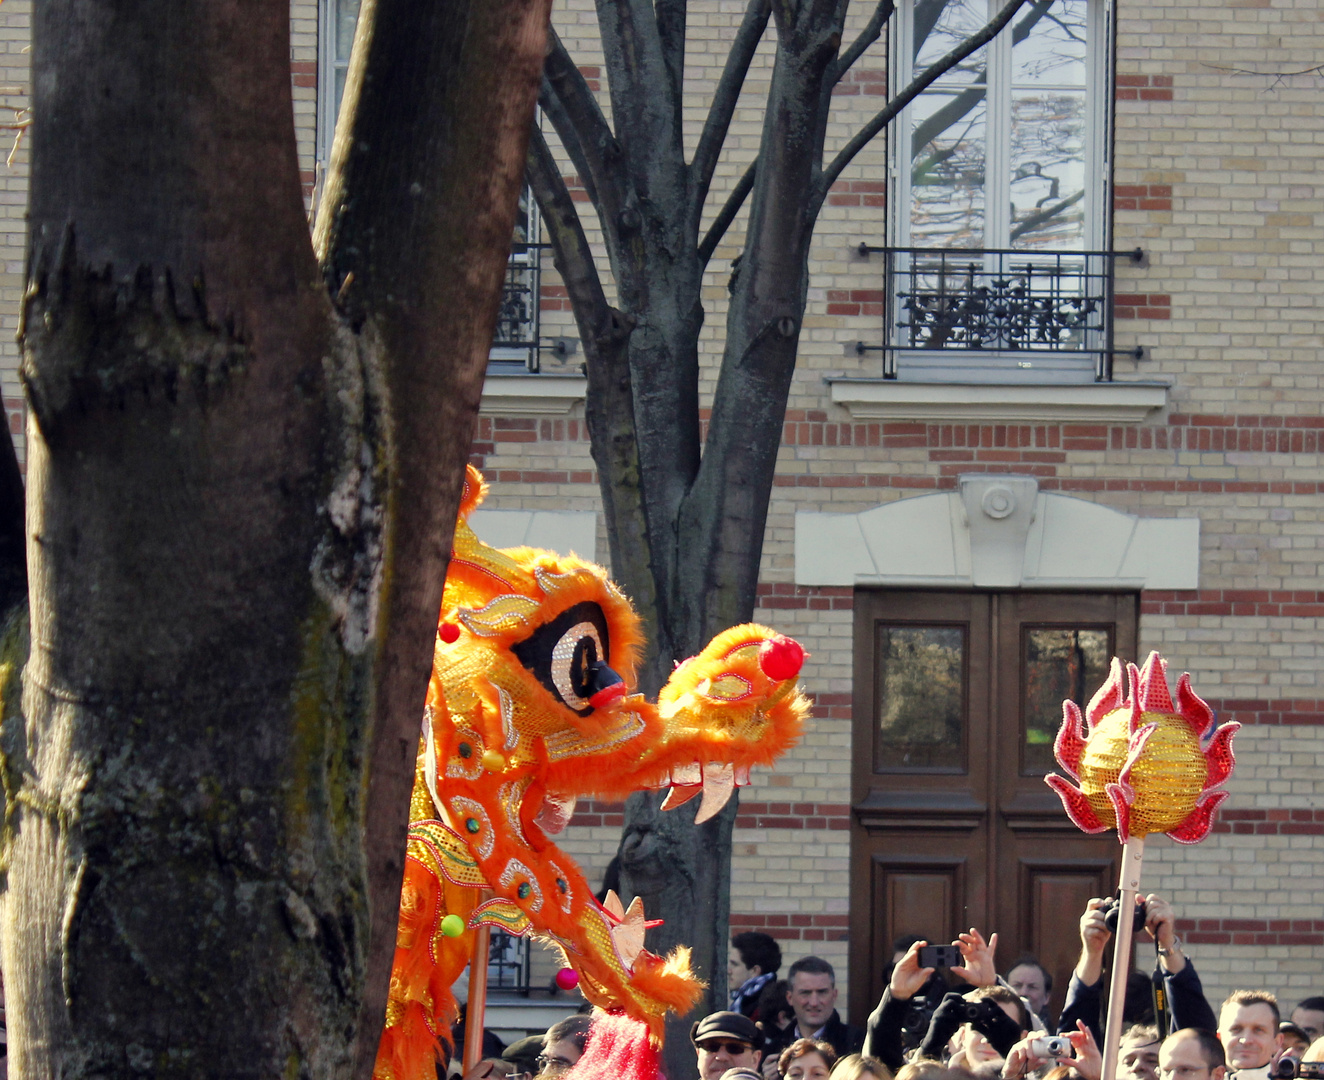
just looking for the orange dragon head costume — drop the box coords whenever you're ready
[376,466,810,1080]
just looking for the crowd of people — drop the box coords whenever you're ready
[454,893,1323,1080]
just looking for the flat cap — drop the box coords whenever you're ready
[690,1011,762,1047]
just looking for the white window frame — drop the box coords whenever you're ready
[887,0,1114,383]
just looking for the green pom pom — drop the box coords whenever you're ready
[440,914,466,937]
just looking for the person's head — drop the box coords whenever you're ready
[1160,1029,1227,1080]
[1281,1024,1311,1060]
[1006,958,1053,1018]
[1043,1067,1087,1080]
[730,932,783,987]
[1294,1000,1324,1046]
[965,985,1031,1033]
[786,958,839,1033]
[758,979,794,1031]
[504,1035,546,1080]
[540,1015,592,1077]
[830,1054,893,1080]
[692,1011,763,1080]
[1303,1036,1324,1064]
[1219,992,1282,1071]
[1120,1024,1163,1080]
[778,1039,837,1080]
[894,1062,956,1080]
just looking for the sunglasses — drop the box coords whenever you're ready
[697,1040,754,1055]
[537,1056,575,1072]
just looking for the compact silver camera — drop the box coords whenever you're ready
[1029,1036,1073,1059]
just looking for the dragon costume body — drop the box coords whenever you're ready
[375,467,809,1080]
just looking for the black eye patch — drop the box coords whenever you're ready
[511,601,611,716]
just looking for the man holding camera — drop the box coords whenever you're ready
[1058,893,1216,1045]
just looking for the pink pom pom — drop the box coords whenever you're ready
[555,968,580,991]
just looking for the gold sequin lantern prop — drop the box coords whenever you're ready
[1045,651,1239,1080]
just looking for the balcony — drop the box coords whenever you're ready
[855,245,1145,383]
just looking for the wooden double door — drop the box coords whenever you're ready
[848,591,1138,1024]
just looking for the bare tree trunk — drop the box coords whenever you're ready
[4,0,548,1076]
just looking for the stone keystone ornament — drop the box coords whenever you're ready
[1045,651,1239,1080]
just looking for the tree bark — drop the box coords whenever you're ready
[5,0,548,1077]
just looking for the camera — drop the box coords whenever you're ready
[918,944,964,970]
[1099,895,1147,933]
[1031,1037,1074,1059]
[1274,1057,1300,1080]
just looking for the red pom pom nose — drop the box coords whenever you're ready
[439,621,461,644]
[759,635,805,681]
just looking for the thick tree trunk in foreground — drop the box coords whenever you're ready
[2,1,548,1076]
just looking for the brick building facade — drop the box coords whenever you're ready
[0,0,1319,1030]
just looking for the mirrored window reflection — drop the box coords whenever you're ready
[875,625,966,772]
[1022,626,1111,775]
[911,95,987,248]
[915,0,988,70]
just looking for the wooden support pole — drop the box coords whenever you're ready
[1100,837,1146,1080]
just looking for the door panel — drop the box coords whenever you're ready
[850,590,1136,1024]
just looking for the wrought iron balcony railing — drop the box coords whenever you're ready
[492,246,544,372]
[855,245,1144,381]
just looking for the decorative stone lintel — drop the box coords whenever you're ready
[825,379,1168,423]
[480,373,587,416]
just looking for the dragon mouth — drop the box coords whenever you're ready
[658,760,752,822]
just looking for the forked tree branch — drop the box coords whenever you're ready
[690,0,770,223]
[814,0,1031,209]
[698,159,756,269]
[830,0,895,84]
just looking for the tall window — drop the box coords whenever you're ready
[886,0,1113,379]
[317,0,542,369]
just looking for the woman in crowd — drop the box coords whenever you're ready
[779,1039,838,1080]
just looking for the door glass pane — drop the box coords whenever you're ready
[1022,626,1111,775]
[874,624,966,772]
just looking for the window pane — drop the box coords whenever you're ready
[1009,90,1086,249]
[915,0,989,73]
[1022,627,1111,775]
[875,625,966,772]
[1011,0,1087,88]
[335,0,361,64]
[911,95,986,248]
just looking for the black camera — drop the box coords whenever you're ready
[1100,895,1147,933]
[1274,1057,1301,1080]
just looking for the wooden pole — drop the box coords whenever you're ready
[463,901,493,1074]
[1099,837,1146,1080]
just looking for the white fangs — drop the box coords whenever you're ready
[602,889,648,970]
[658,760,750,822]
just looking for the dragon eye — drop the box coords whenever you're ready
[511,601,613,716]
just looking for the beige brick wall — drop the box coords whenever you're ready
[2,0,1318,1027]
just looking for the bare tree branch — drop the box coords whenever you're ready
[698,160,756,268]
[539,79,600,206]
[543,25,620,205]
[1009,188,1084,241]
[830,0,895,85]
[814,0,1032,209]
[690,0,771,225]
[527,125,610,321]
